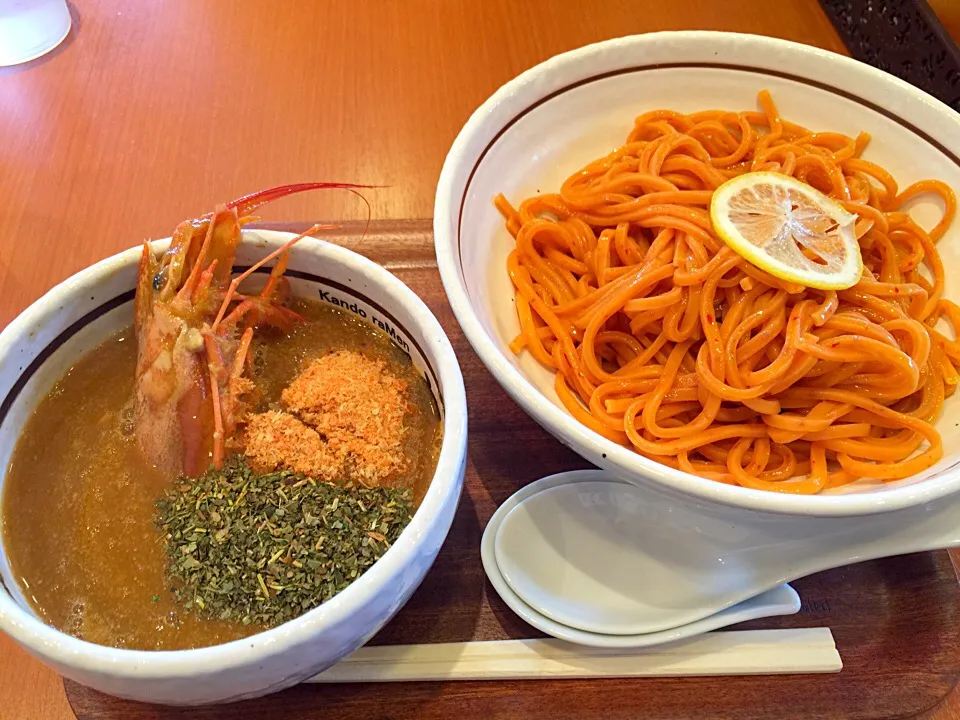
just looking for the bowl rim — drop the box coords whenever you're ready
[0,229,468,676]
[434,30,960,517]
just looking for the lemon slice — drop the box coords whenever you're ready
[710,171,862,290]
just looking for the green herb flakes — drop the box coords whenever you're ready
[155,455,414,628]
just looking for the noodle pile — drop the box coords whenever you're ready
[496,91,960,494]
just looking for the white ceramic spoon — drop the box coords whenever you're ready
[491,470,960,635]
[481,490,801,648]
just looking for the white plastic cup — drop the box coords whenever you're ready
[0,0,71,67]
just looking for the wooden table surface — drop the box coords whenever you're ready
[0,1,956,718]
[930,0,960,43]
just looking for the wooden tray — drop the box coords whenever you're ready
[65,221,960,720]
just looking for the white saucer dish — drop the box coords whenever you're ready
[434,31,960,517]
[481,474,801,648]
[0,230,468,705]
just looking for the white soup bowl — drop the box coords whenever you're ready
[435,31,960,517]
[0,229,468,704]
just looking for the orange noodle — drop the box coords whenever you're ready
[496,90,959,494]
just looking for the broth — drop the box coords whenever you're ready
[2,299,441,650]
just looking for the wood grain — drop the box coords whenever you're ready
[0,634,74,720]
[0,0,845,338]
[929,0,960,43]
[59,221,960,720]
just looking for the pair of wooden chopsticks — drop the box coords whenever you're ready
[307,629,841,683]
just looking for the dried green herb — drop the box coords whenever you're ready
[155,455,414,628]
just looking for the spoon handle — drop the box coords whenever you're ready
[795,490,960,578]
[876,490,960,555]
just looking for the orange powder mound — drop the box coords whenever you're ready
[243,410,341,483]
[243,350,411,486]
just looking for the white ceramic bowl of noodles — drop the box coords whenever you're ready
[0,229,467,705]
[434,31,960,517]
